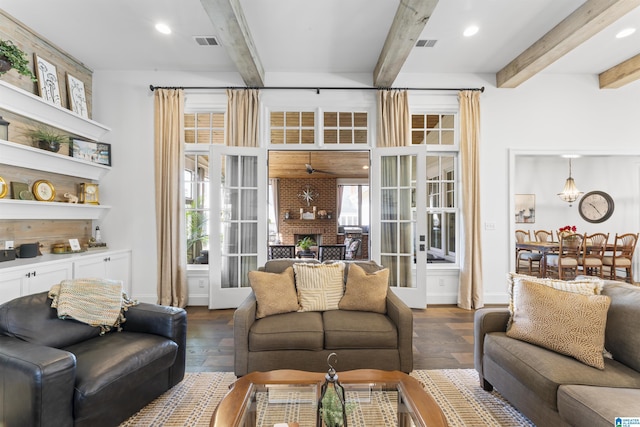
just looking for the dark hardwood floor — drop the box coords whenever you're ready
[185,305,478,373]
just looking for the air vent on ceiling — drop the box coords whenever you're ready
[193,36,219,46]
[415,39,437,48]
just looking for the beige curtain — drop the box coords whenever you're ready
[226,89,260,147]
[154,88,187,307]
[376,90,409,147]
[458,90,483,310]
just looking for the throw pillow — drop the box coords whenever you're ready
[248,267,299,319]
[506,272,603,328]
[506,278,611,369]
[294,262,345,312]
[339,263,389,313]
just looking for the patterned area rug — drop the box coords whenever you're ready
[120,369,534,426]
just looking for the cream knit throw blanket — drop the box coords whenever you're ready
[49,278,138,334]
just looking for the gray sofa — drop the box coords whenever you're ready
[234,259,413,377]
[0,291,186,427]
[474,280,640,427]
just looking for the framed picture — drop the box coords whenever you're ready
[71,139,112,166]
[34,55,62,106]
[515,194,535,223]
[66,73,88,118]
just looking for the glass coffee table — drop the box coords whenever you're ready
[210,369,447,427]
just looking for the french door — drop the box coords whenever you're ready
[209,145,267,309]
[372,147,427,308]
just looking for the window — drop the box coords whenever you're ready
[412,111,458,264]
[426,154,457,262]
[184,112,224,144]
[411,113,455,145]
[270,111,315,144]
[338,184,369,229]
[324,111,368,144]
[185,154,209,264]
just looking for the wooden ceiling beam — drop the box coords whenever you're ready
[200,0,265,87]
[599,52,640,88]
[497,0,640,88]
[373,0,439,87]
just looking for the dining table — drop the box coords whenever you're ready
[515,241,615,278]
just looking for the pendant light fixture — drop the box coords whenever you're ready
[557,157,583,204]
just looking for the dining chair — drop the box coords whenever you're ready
[515,230,542,276]
[318,245,346,262]
[602,233,639,283]
[580,232,609,278]
[268,245,296,260]
[344,238,362,260]
[534,230,554,242]
[546,233,583,280]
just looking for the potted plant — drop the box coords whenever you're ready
[297,236,316,254]
[0,40,36,81]
[24,128,70,153]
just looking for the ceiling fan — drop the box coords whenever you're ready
[305,152,336,175]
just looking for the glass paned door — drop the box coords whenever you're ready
[209,146,266,308]
[372,148,427,308]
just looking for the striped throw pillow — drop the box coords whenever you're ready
[294,262,345,311]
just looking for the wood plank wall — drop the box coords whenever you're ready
[0,9,95,254]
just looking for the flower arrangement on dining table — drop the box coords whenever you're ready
[558,225,577,235]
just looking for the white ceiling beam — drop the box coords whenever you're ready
[599,52,640,88]
[200,0,265,87]
[497,0,640,88]
[373,0,439,87]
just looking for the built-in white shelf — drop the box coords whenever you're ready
[0,139,110,180]
[0,80,111,141]
[0,199,110,220]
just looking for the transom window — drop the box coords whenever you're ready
[184,112,225,144]
[411,113,455,146]
[270,111,315,144]
[324,111,368,144]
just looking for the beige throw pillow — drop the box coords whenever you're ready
[506,279,611,369]
[294,262,345,312]
[339,263,389,313]
[248,267,299,319]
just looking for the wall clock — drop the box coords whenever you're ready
[32,180,56,202]
[79,182,99,204]
[578,191,614,223]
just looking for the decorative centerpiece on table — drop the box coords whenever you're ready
[558,225,577,237]
[296,236,316,255]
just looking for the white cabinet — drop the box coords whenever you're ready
[72,250,132,295]
[0,261,73,302]
[0,250,131,302]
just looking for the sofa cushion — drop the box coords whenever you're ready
[294,262,345,311]
[506,278,610,369]
[339,263,389,313]
[248,267,299,319]
[602,281,640,372]
[249,311,324,351]
[0,292,101,348]
[484,332,640,411]
[557,385,640,427]
[323,310,397,349]
[64,332,178,421]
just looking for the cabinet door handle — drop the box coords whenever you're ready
[104,257,111,262]
[26,271,36,278]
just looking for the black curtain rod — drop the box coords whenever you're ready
[149,84,484,94]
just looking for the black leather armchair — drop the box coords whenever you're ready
[0,292,186,427]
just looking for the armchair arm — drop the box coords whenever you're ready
[122,303,187,386]
[0,337,76,427]
[233,293,257,376]
[473,308,510,380]
[386,290,413,373]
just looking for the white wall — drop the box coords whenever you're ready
[92,70,640,305]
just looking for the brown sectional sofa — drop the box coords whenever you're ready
[474,280,640,427]
[234,259,413,377]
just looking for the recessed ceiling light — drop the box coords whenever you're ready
[155,23,172,35]
[616,28,636,38]
[463,26,479,37]
[362,165,369,170]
